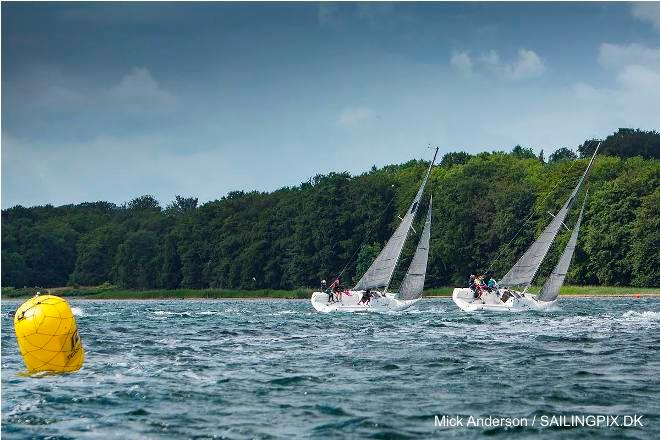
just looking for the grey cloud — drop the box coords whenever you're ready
[450,48,545,80]
[450,51,473,76]
[110,67,178,114]
[598,43,660,70]
[631,2,660,31]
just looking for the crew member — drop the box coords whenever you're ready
[468,274,478,298]
[474,276,487,299]
[487,277,498,295]
[322,279,333,303]
[359,288,372,306]
[330,277,342,303]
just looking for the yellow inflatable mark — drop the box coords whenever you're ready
[14,295,84,373]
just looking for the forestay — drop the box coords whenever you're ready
[354,149,438,291]
[499,142,599,288]
[537,194,587,302]
[396,196,432,301]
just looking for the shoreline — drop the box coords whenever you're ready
[3,286,659,301]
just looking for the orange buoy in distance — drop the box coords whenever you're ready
[14,295,84,373]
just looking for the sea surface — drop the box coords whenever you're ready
[2,297,659,439]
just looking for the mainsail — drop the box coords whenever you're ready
[537,193,587,302]
[499,142,599,288]
[354,148,438,291]
[396,196,432,300]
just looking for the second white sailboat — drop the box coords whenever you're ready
[311,148,437,313]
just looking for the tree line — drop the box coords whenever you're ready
[2,129,659,289]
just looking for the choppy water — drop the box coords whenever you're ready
[2,298,659,439]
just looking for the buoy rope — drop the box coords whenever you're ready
[16,300,42,321]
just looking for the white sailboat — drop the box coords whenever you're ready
[310,148,437,313]
[453,142,600,312]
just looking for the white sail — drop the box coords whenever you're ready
[396,196,432,301]
[537,193,587,302]
[354,148,438,291]
[499,142,599,288]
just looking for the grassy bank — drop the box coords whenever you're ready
[551,285,659,296]
[3,285,659,300]
[425,285,660,297]
[1,286,312,300]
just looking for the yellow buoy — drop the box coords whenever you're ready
[14,295,84,373]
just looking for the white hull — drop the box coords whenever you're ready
[310,290,420,313]
[452,288,556,312]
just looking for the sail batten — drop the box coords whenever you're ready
[499,142,599,288]
[396,196,432,301]
[354,148,438,291]
[537,194,587,302]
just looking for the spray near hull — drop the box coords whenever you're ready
[452,288,556,312]
[310,291,420,313]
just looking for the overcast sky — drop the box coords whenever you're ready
[2,2,660,208]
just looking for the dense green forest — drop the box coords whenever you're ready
[2,129,659,290]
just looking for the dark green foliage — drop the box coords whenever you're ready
[577,157,658,286]
[2,252,28,288]
[126,195,161,211]
[69,224,123,286]
[579,129,660,159]
[2,134,659,289]
[114,230,160,289]
[629,188,660,287]
[180,249,203,289]
[159,233,182,289]
[511,145,536,159]
[166,196,198,216]
[549,147,578,163]
[440,152,472,168]
[354,242,382,284]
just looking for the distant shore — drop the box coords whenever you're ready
[2,285,659,300]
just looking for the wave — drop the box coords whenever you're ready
[270,375,319,386]
[622,310,660,321]
[71,306,84,316]
[404,306,451,315]
[6,397,45,416]
[542,303,563,312]
[271,310,298,316]
[152,311,192,317]
[535,334,601,343]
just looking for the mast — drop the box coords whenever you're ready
[383,149,438,294]
[499,141,600,289]
[354,147,438,291]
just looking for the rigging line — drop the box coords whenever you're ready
[480,140,597,278]
[334,188,398,281]
[335,150,437,282]
[383,147,438,293]
[519,141,599,289]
